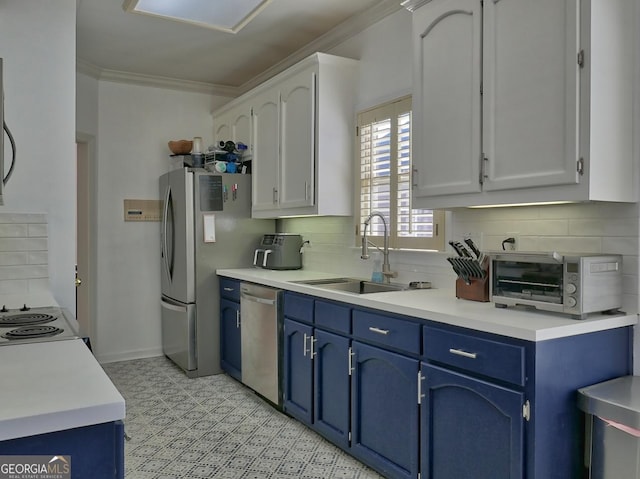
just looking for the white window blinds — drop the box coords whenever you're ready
[358,96,444,250]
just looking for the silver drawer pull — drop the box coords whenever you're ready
[449,348,477,359]
[369,327,390,335]
[223,287,235,292]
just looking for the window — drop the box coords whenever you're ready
[357,96,444,250]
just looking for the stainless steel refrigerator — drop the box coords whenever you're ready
[160,167,274,377]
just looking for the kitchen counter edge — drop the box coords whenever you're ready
[0,339,126,442]
[217,268,638,342]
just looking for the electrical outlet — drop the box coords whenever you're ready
[504,232,520,250]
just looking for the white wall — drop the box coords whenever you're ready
[87,81,229,362]
[0,1,77,310]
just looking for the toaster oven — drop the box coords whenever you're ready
[491,252,622,319]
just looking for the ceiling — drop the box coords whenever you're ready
[76,0,402,96]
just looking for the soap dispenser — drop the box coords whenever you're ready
[371,252,384,283]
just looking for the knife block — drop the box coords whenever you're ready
[455,264,490,302]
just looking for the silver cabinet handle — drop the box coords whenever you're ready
[310,336,317,358]
[223,287,235,292]
[303,333,310,357]
[449,348,477,359]
[418,371,425,404]
[236,310,240,328]
[348,347,354,376]
[369,327,390,335]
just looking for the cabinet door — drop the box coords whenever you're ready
[214,113,232,146]
[482,0,579,191]
[412,0,482,198]
[279,68,316,209]
[232,104,252,149]
[220,299,241,381]
[422,363,525,479]
[283,318,313,425]
[313,329,350,449]
[252,88,281,212]
[351,341,419,479]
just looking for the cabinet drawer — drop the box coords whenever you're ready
[315,300,351,334]
[352,310,421,355]
[423,326,525,386]
[219,278,240,302]
[284,292,314,324]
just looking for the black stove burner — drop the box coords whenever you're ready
[2,325,63,340]
[0,313,56,327]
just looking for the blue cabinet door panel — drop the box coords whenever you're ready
[313,329,350,449]
[283,318,313,424]
[422,363,524,479]
[351,341,419,479]
[283,292,314,324]
[315,300,351,334]
[424,325,525,386]
[352,310,421,355]
[0,421,125,479]
[219,277,241,301]
[220,298,241,381]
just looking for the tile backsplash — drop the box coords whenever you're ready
[0,213,49,295]
[280,201,639,314]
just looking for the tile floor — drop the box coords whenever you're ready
[103,356,384,479]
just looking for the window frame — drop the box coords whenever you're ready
[355,95,445,251]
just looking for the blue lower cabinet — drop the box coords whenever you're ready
[220,298,241,381]
[351,341,419,479]
[313,329,350,449]
[0,420,125,479]
[283,318,314,424]
[421,363,524,479]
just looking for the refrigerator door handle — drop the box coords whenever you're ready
[161,298,188,313]
[161,185,172,281]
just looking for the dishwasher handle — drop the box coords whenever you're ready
[241,290,277,306]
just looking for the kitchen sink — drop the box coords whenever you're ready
[292,278,408,294]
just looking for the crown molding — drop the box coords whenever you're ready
[400,0,431,12]
[76,58,239,97]
[238,0,403,93]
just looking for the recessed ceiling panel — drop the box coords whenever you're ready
[122,0,273,33]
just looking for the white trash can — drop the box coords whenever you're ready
[578,376,640,479]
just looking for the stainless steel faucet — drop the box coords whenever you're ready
[361,212,397,283]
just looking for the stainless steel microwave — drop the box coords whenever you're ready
[491,252,623,319]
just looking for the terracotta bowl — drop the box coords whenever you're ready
[168,140,193,155]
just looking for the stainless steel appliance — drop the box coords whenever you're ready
[253,233,303,270]
[491,252,623,319]
[239,282,282,406]
[0,305,79,346]
[160,168,274,377]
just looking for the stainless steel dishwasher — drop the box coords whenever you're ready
[239,282,282,407]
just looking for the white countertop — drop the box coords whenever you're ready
[218,268,638,342]
[0,339,126,441]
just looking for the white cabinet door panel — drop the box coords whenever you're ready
[280,69,316,209]
[482,0,579,191]
[252,89,280,212]
[413,0,482,197]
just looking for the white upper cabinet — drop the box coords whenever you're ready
[213,53,358,218]
[213,100,252,150]
[251,88,280,212]
[277,67,315,210]
[406,0,637,208]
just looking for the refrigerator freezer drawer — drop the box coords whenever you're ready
[161,298,196,372]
